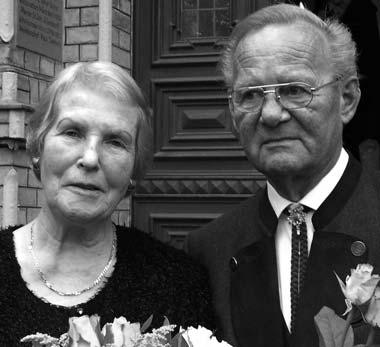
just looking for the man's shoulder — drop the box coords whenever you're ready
[188,190,264,253]
[199,193,259,231]
[355,165,380,198]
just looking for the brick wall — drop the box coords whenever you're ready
[0,40,63,226]
[0,47,62,106]
[63,0,131,71]
[0,0,133,227]
[112,0,131,72]
[111,0,132,225]
[64,0,99,65]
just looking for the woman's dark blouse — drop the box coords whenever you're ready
[0,225,215,346]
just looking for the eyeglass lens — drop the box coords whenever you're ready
[233,83,313,111]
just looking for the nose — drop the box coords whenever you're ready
[259,92,290,127]
[77,138,100,170]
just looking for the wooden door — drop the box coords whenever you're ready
[132,0,273,251]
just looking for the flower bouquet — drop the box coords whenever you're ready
[314,264,380,347]
[21,314,232,347]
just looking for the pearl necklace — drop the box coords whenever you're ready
[28,223,117,297]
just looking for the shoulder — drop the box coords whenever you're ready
[189,193,260,241]
[0,225,23,286]
[0,224,21,234]
[356,166,380,198]
[115,225,208,276]
[112,226,214,329]
[187,192,263,265]
[0,225,21,251]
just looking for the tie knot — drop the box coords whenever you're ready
[286,203,308,228]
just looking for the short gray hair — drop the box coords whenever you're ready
[220,3,358,87]
[27,61,153,181]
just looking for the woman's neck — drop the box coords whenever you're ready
[33,207,114,253]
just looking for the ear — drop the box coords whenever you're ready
[229,97,240,135]
[340,76,361,125]
[31,157,40,167]
[125,178,135,197]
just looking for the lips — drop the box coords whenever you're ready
[263,137,297,145]
[67,182,103,192]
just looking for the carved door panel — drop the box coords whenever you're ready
[132,0,273,251]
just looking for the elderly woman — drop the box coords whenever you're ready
[0,62,214,344]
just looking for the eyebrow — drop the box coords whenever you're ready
[56,117,134,142]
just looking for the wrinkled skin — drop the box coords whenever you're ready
[230,23,360,200]
[40,87,138,225]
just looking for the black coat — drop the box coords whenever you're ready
[189,156,380,347]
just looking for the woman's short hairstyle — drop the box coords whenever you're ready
[27,61,153,181]
[220,3,358,87]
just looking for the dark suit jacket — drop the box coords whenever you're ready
[188,156,380,347]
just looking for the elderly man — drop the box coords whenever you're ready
[188,3,380,347]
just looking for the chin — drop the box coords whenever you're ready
[63,209,108,224]
[259,155,307,176]
[57,200,112,224]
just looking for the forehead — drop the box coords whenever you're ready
[56,87,139,130]
[233,23,332,85]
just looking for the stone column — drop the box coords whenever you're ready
[0,0,63,227]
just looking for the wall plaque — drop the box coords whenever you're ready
[17,0,63,61]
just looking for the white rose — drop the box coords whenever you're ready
[68,315,102,347]
[181,326,232,347]
[336,264,380,314]
[101,316,141,347]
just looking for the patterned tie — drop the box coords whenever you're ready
[287,203,309,333]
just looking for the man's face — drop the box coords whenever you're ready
[231,23,347,182]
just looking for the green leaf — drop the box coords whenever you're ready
[314,306,354,347]
[162,316,172,340]
[163,316,170,326]
[141,314,154,333]
[102,323,114,345]
[89,315,103,345]
[170,332,190,347]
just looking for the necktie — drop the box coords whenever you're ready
[287,203,309,333]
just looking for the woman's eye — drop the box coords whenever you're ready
[107,139,127,148]
[63,129,80,138]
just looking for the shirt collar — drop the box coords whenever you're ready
[267,148,349,218]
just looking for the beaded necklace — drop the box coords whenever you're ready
[28,223,117,297]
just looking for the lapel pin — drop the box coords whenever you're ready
[230,257,238,271]
[351,241,366,257]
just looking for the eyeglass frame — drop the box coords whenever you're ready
[228,76,343,112]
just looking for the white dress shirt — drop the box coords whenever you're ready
[267,148,349,331]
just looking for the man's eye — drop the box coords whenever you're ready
[281,85,308,97]
[240,89,262,103]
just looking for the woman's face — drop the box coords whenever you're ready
[40,87,138,224]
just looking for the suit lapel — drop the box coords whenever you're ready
[231,235,289,347]
[312,154,362,232]
[230,190,289,347]
[291,156,371,346]
[292,231,368,347]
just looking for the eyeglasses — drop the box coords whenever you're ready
[229,77,342,113]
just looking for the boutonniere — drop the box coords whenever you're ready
[315,264,380,347]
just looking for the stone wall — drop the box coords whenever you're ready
[112,0,131,72]
[64,0,99,65]
[0,0,132,227]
